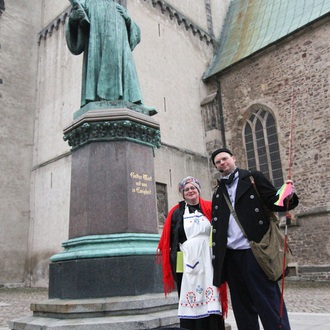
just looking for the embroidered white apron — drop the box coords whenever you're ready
[178,206,221,319]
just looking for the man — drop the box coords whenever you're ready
[66,0,144,107]
[211,148,299,330]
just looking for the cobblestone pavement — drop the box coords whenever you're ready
[0,280,329,329]
[0,287,47,329]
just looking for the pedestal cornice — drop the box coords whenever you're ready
[63,107,161,150]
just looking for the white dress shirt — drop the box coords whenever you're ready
[223,171,251,250]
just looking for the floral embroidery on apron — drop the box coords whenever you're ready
[178,206,222,319]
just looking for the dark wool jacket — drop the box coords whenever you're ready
[212,169,299,287]
[169,201,188,290]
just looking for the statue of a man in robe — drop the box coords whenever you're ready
[66,0,155,114]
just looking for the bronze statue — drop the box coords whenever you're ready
[66,0,154,114]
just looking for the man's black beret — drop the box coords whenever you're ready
[211,148,233,164]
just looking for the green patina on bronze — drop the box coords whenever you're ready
[66,0,155,114]
[74,100,157,119]
[50,233,161,262]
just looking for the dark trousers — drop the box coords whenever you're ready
[225,248,290,330]
[180,314,225,330]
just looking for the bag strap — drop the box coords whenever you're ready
[222,193,248,238]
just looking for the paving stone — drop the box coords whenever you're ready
[1,281,329,329]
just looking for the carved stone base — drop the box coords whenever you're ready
[49,254,163,299]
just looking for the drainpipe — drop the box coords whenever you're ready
[215,76,227,148]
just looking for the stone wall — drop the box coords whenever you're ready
[0,0,41,286]
[290,213,330,266]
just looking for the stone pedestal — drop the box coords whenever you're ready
[48,106,162,299]
[65,105,161,238]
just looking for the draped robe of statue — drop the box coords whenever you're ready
[66,0,144,107]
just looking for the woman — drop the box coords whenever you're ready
[157,176,227,330]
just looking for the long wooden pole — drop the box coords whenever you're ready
[279,85,295,328]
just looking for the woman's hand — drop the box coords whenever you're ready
[285,180,295,200]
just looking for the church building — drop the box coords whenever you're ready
[0,0,329,288]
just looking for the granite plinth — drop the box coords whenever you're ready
[49,255,163,299]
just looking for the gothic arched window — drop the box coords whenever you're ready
[243,107,283,188]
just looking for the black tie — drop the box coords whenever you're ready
[221,168,238,185]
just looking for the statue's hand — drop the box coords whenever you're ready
[69,7,86,25]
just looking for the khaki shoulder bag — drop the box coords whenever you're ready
[223,176,292,281]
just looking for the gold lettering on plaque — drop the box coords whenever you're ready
[130,171,152,195]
